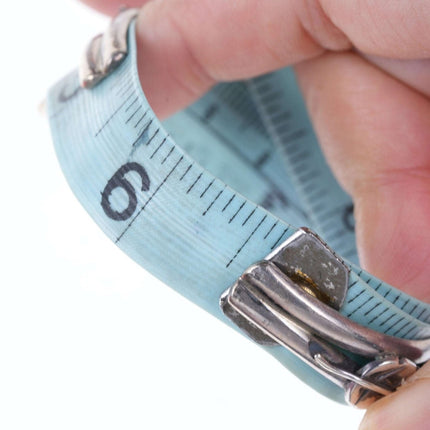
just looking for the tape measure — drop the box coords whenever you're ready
[47,9,430,407]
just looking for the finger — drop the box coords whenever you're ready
[79,0,149,16]
[295,52,430,301]
[81,0,430,58]
[359,361,430,430]
[76,0,430,118]
[319,0,430,59]
[80,0,430,105]
[364,54,430,98]
[133,0,332,118]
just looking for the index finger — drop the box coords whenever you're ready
[83,0,430,58]
[78,0,430,117]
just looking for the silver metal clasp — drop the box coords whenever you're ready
[79,8,139,89]
[220,228,420,408]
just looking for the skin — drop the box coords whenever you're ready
[80,1,430,428]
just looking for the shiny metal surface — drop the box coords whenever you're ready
[266,228,349,310]
[345,357,417,408]
[252,262,428,362]
[314,354,392,396]
[221,268,360,389]
[79,8,139,89]
[220,228,429,407]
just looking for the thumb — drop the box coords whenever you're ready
[295,49,430,430]
[359,361,430,430]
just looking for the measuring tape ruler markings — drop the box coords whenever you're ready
[245,69,430,339]
[48,49,300,320]
[164,83,308,228]
[48,25,349,401]
[247,71,358,262]
[47,14,430,406]
[165,67,430,339]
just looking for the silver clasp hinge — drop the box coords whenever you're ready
[79,8,139,89]
[220,228,420,408]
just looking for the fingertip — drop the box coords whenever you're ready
[134,1,215,118]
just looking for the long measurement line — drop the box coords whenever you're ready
[115,155,184,243]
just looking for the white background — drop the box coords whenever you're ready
[1,1,364,429]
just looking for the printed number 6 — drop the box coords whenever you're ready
[101,162,150,221]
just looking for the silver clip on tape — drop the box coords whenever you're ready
[79,8,139,89]
[221,228,430,408]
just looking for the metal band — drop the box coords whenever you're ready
[47,14,430,404]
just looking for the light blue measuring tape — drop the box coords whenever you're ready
[47,9,430,408]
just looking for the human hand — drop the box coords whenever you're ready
[80,1,430,428]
